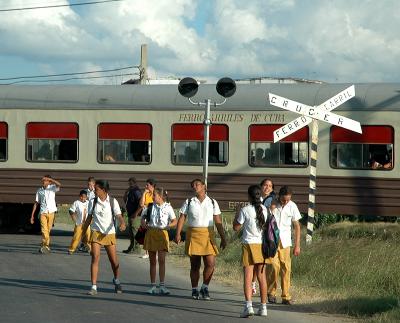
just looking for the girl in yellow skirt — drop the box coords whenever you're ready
[233,184,268,318]
[141,187,177,295]
[81,180,126,295]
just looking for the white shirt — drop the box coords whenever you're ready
[85,188,96,202]
[35,184,60,214]
[69,200,89,225]
[179,196,221,228]
[89,195,121,234]
[273,200,302,248]
[142,202,176,229]
[236,204,268,244]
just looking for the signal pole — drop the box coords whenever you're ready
[139,44,148,85]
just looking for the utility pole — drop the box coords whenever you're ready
[139,44,148,85]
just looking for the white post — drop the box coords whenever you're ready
[306,117,318,244]
[203,99,211,186]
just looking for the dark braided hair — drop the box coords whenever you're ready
[248,184,265,230]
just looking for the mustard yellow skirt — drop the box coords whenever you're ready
[185,227,219,257]
[143,227,170,252]
[90,230,116,246]
[242,243,264,266]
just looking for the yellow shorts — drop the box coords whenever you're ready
[90,230,116,246]
[143,227,169,252]
[242,243,264,266]
[185,227,219,257]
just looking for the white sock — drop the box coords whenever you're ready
[159,282,165,287]
[261,303,267,309]
[113,278,120,284]
[201,283,208,290]
[246,301,253,308]
[91,284,97,290]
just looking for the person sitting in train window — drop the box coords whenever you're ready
[37,143,52,160]
[369,145,392,169]
[104,153,116,162]
[254,148,264,166]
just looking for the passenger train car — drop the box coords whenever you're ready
[0,83,399,230]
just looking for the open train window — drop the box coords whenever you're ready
[26,122,78,163]
[0,122,8,161]
[249,124,309,167]
[171,123,228,166]
[98,123,152,164]
[330,125,394,170]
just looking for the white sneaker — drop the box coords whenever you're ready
[240,306,254,318]
[258,306,268,317]
[159,286,170,295]
[141,254,149,259]
[147,286,157,294]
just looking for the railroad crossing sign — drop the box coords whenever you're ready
[269,85,359,142]
[268,85,360,244]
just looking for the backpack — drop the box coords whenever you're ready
[261,209,280,260]
[134,203,153,245]
[144,203,154,223]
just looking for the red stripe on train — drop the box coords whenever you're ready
[172,124,228,141]
[331,125,393,144]
[26,122,78,139]
[98,123,152,140]
[249,124,309,142]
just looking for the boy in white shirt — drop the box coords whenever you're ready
[30,175,61,254]
[68,190,90,255]
[267,186,301,305]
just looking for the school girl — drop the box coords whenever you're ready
[175,178,227,300]
[81,180,126,295]
[233,184,268,318]
[141,187,177,295]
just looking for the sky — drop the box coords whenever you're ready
[0,0,400,85]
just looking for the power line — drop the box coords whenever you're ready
[0,0,124,12]
[1,72,139,85]
[0,66,139,81]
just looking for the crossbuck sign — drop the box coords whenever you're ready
[268,85,360,244]
[269,85,360,142]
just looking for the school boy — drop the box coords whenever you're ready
[175,178,227,300]
[30,175,61,254]
[68,190,90,255]
[266,185,301,305]
[85,177,96,202]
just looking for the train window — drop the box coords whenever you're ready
[249,124,309,167]
[171,124,228,165]
[330,125,394,170]
[0,122,8,161]
[26,123,78,163]
[98,123,152,164]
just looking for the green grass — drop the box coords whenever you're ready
[57,206,400,322]
[170,218,400,322]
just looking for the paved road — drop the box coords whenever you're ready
[0,226,352,323]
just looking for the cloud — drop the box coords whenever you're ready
[0,0,400,83]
